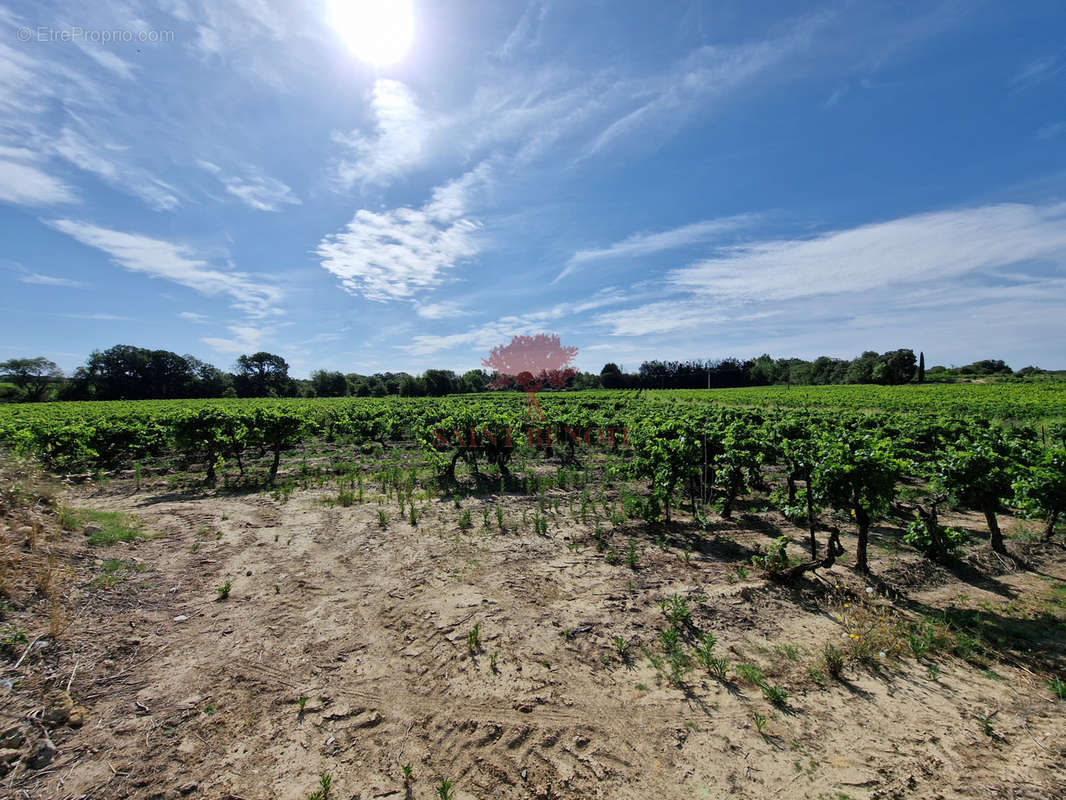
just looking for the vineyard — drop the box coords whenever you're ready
[1,383,1064,799]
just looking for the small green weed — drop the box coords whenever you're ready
[467,624,482,655]
[307,773,332,800]
[762,683,788,707]
[974,711,997,737]
[658,594,691,628]
[822,643,845,679]
[625,539,639,569]
[736,662,764,686]
[750,711,767,733]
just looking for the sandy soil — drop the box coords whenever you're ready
[3,476,1065,800]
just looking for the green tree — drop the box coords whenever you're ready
[748,354,777,385]
[398,374,425,397]
[423,369,457,397]
[460,369,491,393]
[844,351,879,384]
[0,357,63,401]
[600,363,623,389]
[874,349,917,385]
[234,352,292,397]
[310,370,348,397]
[66,345,212,400]
[184,356,229,397]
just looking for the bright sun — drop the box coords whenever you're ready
[330,0,415,66]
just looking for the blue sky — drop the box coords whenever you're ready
[2,0,1065,378]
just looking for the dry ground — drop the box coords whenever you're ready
[2,464,1065,800]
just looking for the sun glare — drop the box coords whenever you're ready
[330,0,415,66]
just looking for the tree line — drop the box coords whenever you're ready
[0,344,1054,403]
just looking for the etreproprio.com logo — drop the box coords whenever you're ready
[18,26,175,43]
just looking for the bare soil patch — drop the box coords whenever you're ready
[2,469,1064,800]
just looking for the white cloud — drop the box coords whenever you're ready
[202,324,267,354]
[325,12,832,194]
[196,159,300,211]
[332,79,431,188]
[414,301,470,320]
[671,202,1066,302]
[0,158,76,206]
[46,219,284,317]
[398,290,629,357]
[223,172,300,212]
[59,312,134,321]
[579,16,827,160]
[18,269,87,288]
[555,214,762,282]
[593,299,725,337]
[50,127,180,211]
[495,0,551,61]
[317,166,490,302]
[223,175,299,212]
[76,45,137,80]
[1011,55,1063,88]
[178,311,210,323]
[1037,121,1066,140]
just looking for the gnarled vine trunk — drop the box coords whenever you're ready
[983,498,1005,553]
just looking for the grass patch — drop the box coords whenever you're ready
[60,508,143,545]
[91,558,147,588]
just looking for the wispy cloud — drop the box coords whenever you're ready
[670,202,1066,302]
[58,312,134,321]
[495,0,552,61]
[555,214,761,282]
[0,14,176,213]
[201,324,268,354]
[0,156,77,206]
[579,15,828,160]
[414,300,470,320]
[50,126,180,211]
[197,160,300,212]
[46,220,284,317]
[592,300,780,337]
[178,311,210,323]
[1036,121,1066,140]
[1011,55,1064,88]
[317,165,490,302]
[332,79,431,188]
[76,44,137,81]
[17,267,88,288]
[397,289,629,357]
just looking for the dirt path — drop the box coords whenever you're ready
[8,484,1066,800]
